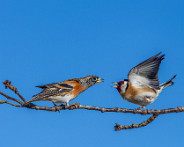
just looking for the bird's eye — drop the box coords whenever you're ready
[93,77,97,80]
[118,83,123,85]
[118,81,124,85]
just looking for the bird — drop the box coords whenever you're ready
[27,75,104,108]
[113,52,176,109]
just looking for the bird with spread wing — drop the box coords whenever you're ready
[113,52,176,109]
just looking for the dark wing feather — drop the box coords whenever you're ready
[35,83,57,89]
[35,78,80,89]
[30,83,73,102]
[128,52,164,89]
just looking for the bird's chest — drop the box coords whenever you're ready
[72,84,86,97]
[121,84,139,99]
[121,84,157,106]
[49,95,74,103]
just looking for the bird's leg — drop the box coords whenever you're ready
[142,106,146,109]
[68,103,80,109]
[52,102,60,113]
[64,102,68,109]
[134,106,146,111]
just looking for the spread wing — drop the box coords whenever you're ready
[128,52,165,89]
[30,83,74,102]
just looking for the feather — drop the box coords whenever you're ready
[128,53,164,89]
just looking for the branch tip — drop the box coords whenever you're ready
[114,114,159,131]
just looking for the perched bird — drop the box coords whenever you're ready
[113,52,176,109]
[28,75,104,107]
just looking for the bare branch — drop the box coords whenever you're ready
[75,105,184,115]
[0,100,21,107]
[3,80,27,103]
[2,100,184,115]
[0,80,183,130]
[0,90,23,105]
[114,114,158,131]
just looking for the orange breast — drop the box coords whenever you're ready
[122,83,156,99]
[60,81,86,97]
[72,82,86,97]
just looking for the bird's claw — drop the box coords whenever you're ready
[54,106,60,113]
[68,103,80,109]
[134,106,146,111]
[52,103,60,113]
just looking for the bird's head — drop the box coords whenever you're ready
[80,75,104,88]
[112,79,129,94]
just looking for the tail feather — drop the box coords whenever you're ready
[22,95,41,107]
[22,101,36,108]
[159,75,176,89]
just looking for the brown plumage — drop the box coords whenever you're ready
[28,75,104,106]
[122,83,157,105]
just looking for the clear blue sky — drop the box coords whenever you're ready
[0,0,183,147]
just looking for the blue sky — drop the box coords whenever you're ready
[0,0,184,146]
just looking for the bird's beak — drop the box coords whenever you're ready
[96,78,104,83]
[112,82,118,88]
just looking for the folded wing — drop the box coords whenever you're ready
[30,83,73,102]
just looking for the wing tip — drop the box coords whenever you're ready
[35,85,46,89]
[152,52,165,62]
[155,52,165,58]
[171,74,177,80]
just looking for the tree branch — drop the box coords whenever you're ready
[0,90,23,105]
[3,80,27,103]
[0,100,21,107]
[0,80,183,130]
[114,114,158,130]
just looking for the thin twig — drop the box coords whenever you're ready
[0,100,21,107]
[3,80,27,103]
[16,92,27,103]
[0,91,23,105]
[114,114,159,131]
